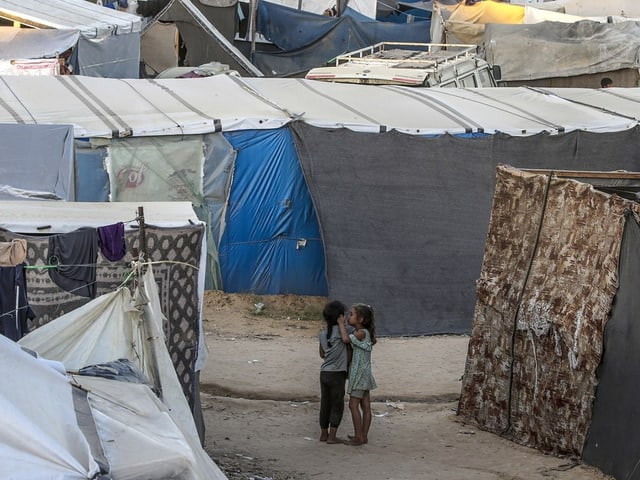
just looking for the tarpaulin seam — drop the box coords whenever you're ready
[227,75,296,118]
[298,79,385,128]
[0,77,31,124]
[384,85,480,132]
[456,87,561,133]
[58,76,128,138]
[534,86,640,123]
[148,78,221,132]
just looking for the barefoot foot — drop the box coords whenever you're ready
[344,439,363,446]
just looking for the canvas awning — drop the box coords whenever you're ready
[0,27,79,60]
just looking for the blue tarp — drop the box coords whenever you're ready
[75,141,110,202]
[253,3,430,76]
[219,128,327,295]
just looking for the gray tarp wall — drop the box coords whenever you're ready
[483,20,640,85]
[582,219,640,479]
[291,122,640,336]
[0,124,74,201]
[74,32,141,78]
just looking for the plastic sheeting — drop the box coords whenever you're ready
[513,0,640,17]
[104,135,205,203]
[484,20,640,82]
[0,0,142,38]
[253,4,430,76]
[87,133,235,290]
[448,0,524,24]
[74,32,141,78]
[3,75,640,138]
[0,334,101,479]
[219,128,327,295]
[0,27,79,60]
[18,267,227,479]
[0,0,141,78]
[0,124,74,201]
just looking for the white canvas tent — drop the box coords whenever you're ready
[0,0,141,78]
[0,27,80,75]
[0,201,210,435]
[2,267,227,479]
[0,200,207,368]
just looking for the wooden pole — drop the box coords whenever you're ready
[137,206,147,269]
[137,205,162,398]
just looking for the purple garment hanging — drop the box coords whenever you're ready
[97,222,126,262]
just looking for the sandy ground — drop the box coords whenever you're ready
[198,292,612,480]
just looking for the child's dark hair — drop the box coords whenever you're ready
[352,304,377,345]
[323,300,346,339]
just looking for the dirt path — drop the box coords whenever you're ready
[199,292,612,480]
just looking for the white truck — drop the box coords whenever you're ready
[305,42,500,87]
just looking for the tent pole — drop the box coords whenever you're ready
[136,205,163,398]
[137,206,148,270]
[250,0,259,58]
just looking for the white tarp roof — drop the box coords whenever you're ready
[0,0,141,38]
[540,87,640,121]
[0,74,638,137]
[0,27,79,60]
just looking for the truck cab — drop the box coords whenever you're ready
[305,42,498,87]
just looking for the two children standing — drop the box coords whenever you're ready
[318,301,377,446]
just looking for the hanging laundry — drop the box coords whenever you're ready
[48,227,98,298]
[0,239,27,267]
[0,264,35,341]
[97,222,127,262]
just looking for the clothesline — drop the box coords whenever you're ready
[23,259,199,270]
[0,259,199,322]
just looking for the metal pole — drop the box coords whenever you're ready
[250,0,260,57]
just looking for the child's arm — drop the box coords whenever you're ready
[319,344,325,359]
[354,329,366,341]
[338,314,351,344]
[350,330,372,351]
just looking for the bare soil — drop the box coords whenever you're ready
[199,291,612,480]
